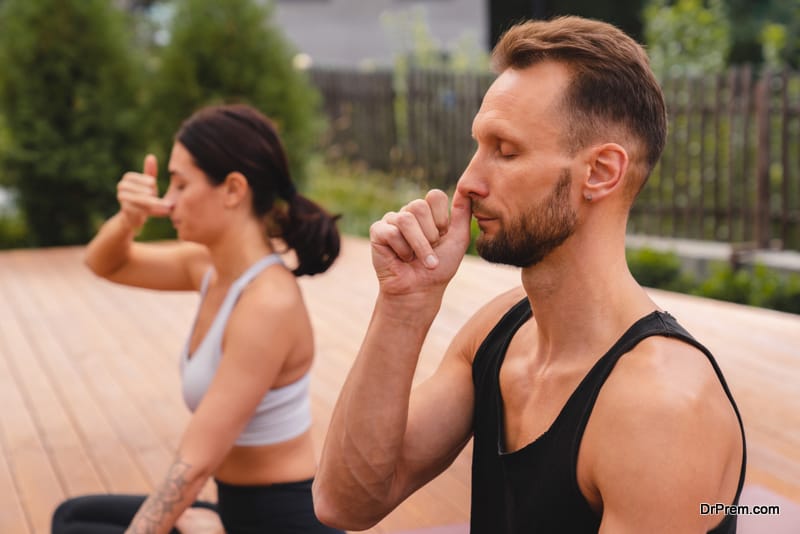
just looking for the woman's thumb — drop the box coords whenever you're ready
[143,154,158,178]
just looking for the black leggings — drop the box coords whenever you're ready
[51,478,343,534]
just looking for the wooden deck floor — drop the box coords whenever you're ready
[0,235,798,533]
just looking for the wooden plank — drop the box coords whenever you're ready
[682,74,693,238]
[739,65,754,243]
[668,73,680,237]
[0,437,30,534]
[27,248,218,501]
[780,69,791,248]
[0,260,65,534]
[755,73,771,248]
[726,67,741,242]
[713,72,724,238]
[696,75,707,239]
[0,278,105,497]
[0,250,153,497]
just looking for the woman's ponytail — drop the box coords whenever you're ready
[280,193,340,276]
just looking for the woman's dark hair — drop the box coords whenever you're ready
[176,104,339,276]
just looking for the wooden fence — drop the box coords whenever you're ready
[309,66,800,252]
[632,66,800,251]
[310,68,399,172]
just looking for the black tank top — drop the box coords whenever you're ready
[470,298,746,533]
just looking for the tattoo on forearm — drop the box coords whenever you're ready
[128,457,193,534]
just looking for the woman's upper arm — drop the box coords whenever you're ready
[177,281,300,467]
[104,241,210,291]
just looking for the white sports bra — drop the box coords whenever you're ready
[179,254,312,446]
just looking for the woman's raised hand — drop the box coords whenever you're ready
[117,154,173,230]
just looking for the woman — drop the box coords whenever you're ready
[52,104,342,534]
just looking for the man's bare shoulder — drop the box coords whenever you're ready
[594,335,741,448]
[605,335,735,414]
[582,335,743,530]
[453,287,528,364]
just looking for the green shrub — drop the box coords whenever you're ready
[692,262,800,313]
[303,159,426,237]
[763,274,800,314]
[0,213,28,249]
[0,0,145,246]
[147,0,320,184]
[626,247,696,292]
[693,263,754,304]
[743,265,800,314]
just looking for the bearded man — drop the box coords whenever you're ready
[313,16,746,534]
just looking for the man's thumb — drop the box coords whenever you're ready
[449,189,473,248]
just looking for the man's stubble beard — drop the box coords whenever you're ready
[476,169,577,268]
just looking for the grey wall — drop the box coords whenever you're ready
[272,0,488,67]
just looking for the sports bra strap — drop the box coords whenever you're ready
[199,269,213,296]
[199,253,282,297]
[195,254,284,345]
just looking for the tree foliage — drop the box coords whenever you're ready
[146,0,320,183]
[646,0,800,69]
[643,0,731,77]
[754,0,800,69]
[0,0,144,246]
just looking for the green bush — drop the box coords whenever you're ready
[693,262,800,313]
[147,0,320,184]
[0,0,144,246]
[609,246,800,315]
[626,247,696,292]
[0,213,28,249]
[763,274,800,314]
[302,158,426,237]
[693,263,753,304]
[643,0,731,77]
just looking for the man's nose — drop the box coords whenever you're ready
[456,152,489,200]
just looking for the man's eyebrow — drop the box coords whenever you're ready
[472,124,524,144]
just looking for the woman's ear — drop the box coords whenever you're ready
[222,172,249,208]
[583,143,628,203]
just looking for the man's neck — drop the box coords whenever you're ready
[518,235,657,367]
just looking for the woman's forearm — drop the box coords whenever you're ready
[126,455,209,534]
[84,212,137,278]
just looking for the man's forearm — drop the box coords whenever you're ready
[315,293,441,528]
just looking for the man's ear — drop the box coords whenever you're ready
[222,171,249,208]
[582,143,628,202]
